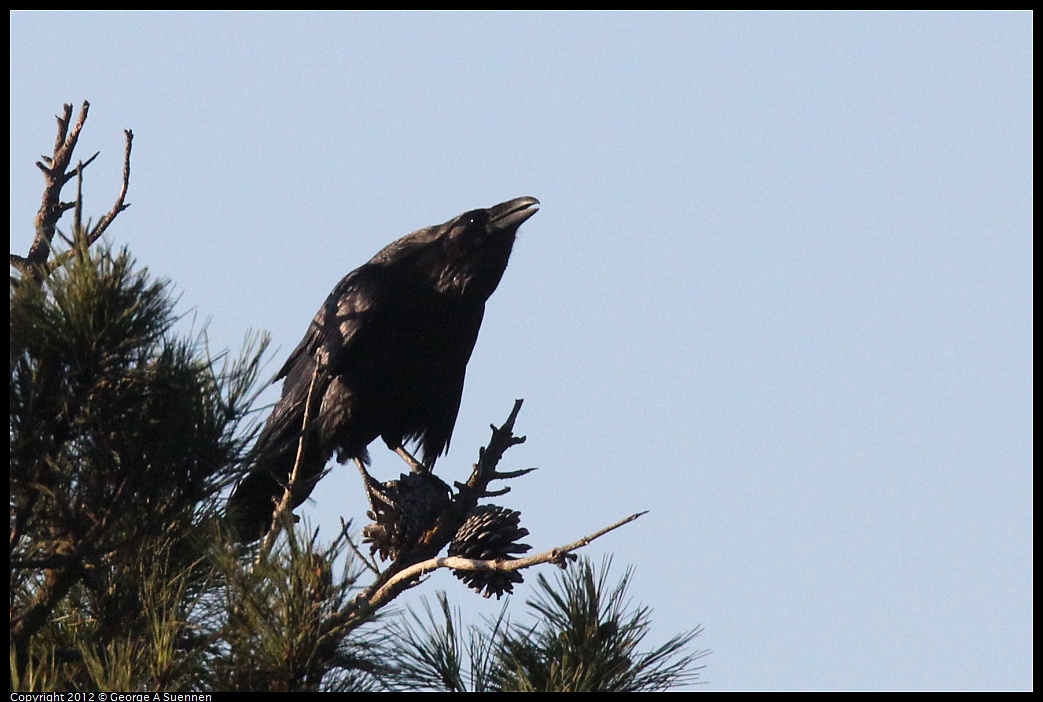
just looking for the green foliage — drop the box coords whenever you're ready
[24,531,216,691]
[10,223,707,694]
[13,103,710,691]
[385,591,504,692]
[209,525,390,692]
[387,557,709,692]
[9,243,269,689]
[9,241,399,690]
[10,245,263,554]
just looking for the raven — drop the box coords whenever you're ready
[227,196,540,541]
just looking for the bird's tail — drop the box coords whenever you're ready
[226,406,329,543]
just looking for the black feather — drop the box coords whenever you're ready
[227,197,539,541]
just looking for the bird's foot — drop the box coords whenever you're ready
[355,458,385,512]
[394,445,429,474]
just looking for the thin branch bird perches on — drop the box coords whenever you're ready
[307,399,646,629]
[259,360,326,557]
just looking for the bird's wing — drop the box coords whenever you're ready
[227,266,393,541]
[275,264,390,385]
[255,264,392,453]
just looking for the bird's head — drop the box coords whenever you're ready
[371,196,539,302]
[436,196,540,300]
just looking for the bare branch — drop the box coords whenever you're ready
[314,401,532,629]
[324,399,649,635]
[340,518,382,576]
[363,512,646,613]
[73,162,84,242]
[480,486,512,498]
[13,102,134,285]
[52,103,75,157]
[23,102,91,277]
[459,398,527,495]
[45,129,134,277]
[260,360,323,556]
[492,467,538,480]
[86,130,133,242]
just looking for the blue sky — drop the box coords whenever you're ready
[10,11,1032,691]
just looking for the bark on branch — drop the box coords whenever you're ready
[365,511,647,612]
[310,401,645,634]
[11,101,133,284]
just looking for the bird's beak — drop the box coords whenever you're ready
[490,196,540,231]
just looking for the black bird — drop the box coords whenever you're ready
[227,196,540,541]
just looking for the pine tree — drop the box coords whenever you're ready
[10,103,708,691]
[386,557,708,692]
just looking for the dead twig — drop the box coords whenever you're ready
[11,101,133,284]
[340,518,382,576]
[259,361,323,557]
[319,401,646,635]
[364,511,647,611]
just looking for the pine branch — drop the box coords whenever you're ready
[366,512,646,611]
[323,401,645,632]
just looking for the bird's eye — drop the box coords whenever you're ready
[466,211,488,229]
[451,211,488,243]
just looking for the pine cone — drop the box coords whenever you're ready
[362,472,451,561]
[448,505,531,598]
